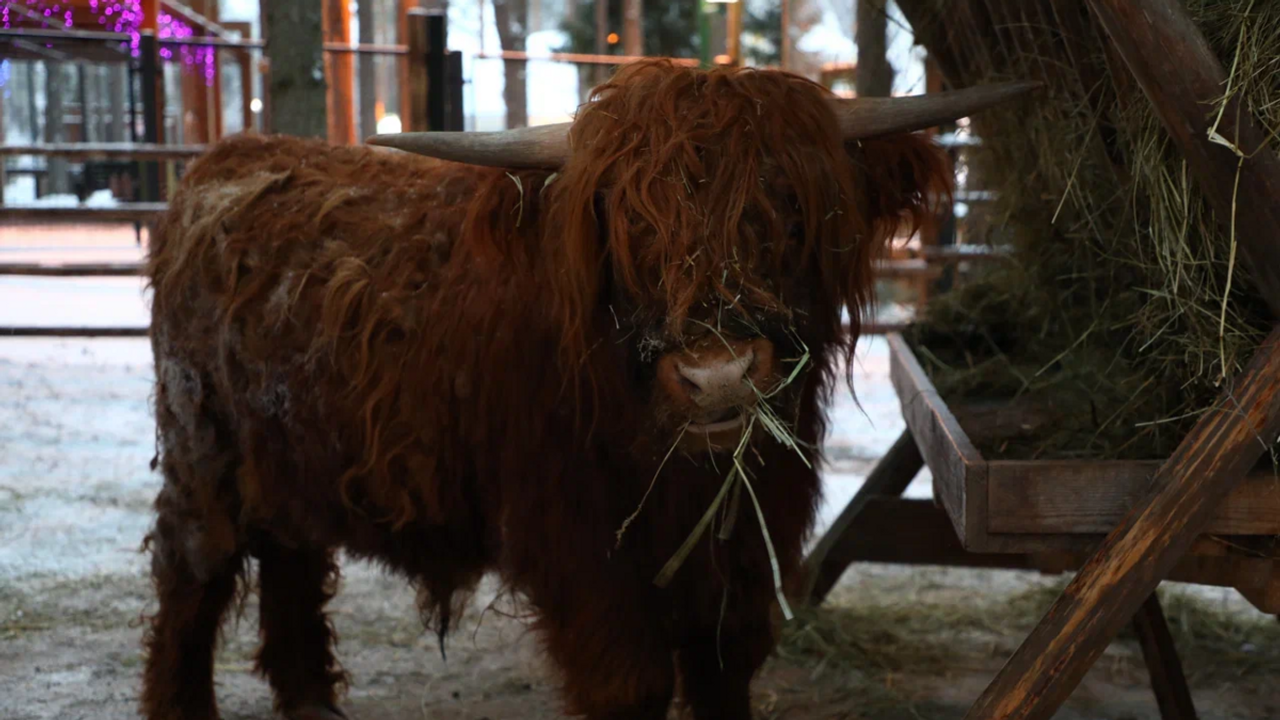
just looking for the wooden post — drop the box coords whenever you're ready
[725,0,742,66]
[856,0,893,97]
[596,0,610,85]
[447,51,465,131]
[407,9,430,133]
[358,0,378,138]
[427,12,447,131]
[1132,594,1198,720]
[802,430,923,604]
[323,0,356,144]
[963,326,1280,720]
[780,0,790,71]
[400,0,415,132]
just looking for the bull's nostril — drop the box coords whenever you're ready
[679,375,700,397]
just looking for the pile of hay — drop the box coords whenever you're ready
[900,0,1278,460]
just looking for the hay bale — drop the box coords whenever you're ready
[899,0,1278,460]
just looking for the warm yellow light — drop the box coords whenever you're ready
[606,32,619,44]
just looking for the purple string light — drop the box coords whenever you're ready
[5,2,218,86]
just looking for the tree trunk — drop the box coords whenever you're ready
[358,0,378,138]
[856,0,893,97]
[263,0,328,138]
[492,0,529,129]
[623,0,643,56]
[44,62,70,196]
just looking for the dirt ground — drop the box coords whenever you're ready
[2,335,1278,720]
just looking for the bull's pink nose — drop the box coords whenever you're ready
[677,350,755,409]
[656,337,776,423]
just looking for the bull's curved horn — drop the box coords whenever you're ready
[831,81,1042,140]
[366,122,570,169]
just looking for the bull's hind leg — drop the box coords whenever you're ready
[254,540,348,720]
[140,496,245,720]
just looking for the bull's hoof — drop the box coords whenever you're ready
[285,703,349,720]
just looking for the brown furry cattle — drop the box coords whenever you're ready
[140,60,1028,720]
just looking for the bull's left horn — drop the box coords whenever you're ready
[366,122,571,169]
[830,81,1042,140]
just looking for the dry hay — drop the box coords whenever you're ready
[773,581,1280,718]
[905,0,1279,460]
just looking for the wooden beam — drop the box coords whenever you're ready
[0,204,167,223]
[803,430,923,604]
[323,0,357,145]
[0,143,205,162]
[964,325,1280,720]
[0,327,148,337]
[1086,0,1280,317]
[1132,593,1199,720]
[0,262,144,277]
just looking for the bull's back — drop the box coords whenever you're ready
[146,134,488,524]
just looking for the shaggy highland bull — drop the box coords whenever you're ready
[140,60,1032,720]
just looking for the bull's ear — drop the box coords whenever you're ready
[849,132,954,247]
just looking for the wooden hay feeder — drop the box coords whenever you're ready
[885,333,1280,609]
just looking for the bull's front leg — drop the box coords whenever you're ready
[674,580,778,720]
[531,578,677,720]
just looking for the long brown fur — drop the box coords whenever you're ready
[140,59,951,720]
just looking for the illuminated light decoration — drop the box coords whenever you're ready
[5,2,218,87]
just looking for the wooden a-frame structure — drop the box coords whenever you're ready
[804,1,1280,718]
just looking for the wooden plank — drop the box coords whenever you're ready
[0,204,168,222]
[818,498,1274,592]
[0,262,142,277]
[989,462,1280,535]
[887,332,988,548]
[1132,594,1199,720]
[323,0,357,145]
[964,325,1280,720]
[804,430,923,604]
[1235,572,1280,615]
[1086,0,1280,317]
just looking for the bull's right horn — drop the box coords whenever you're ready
[367,122,571,170]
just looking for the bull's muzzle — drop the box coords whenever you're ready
[656,336,776,449]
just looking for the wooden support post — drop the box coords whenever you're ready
[323,0,356,144]
[447,51,465,132]
[1132,593,1198,720]
[138,32,161,204]
[963,326,1280,720]
[426,11,447,132]
[802,430,924,604]
[407,9,430,133]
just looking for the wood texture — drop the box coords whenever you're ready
[803,430,923,604]
[964,326,1280,720]
[1132,594,1199,720]
[987,462,1280,535]
[888,333,986,545]
[0,327,148,337]
[0,262,142,277]
[808,498,1274,593]
[0,204,167,222]
[0,144,206,161]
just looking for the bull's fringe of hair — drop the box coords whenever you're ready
[540,60,953,396]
